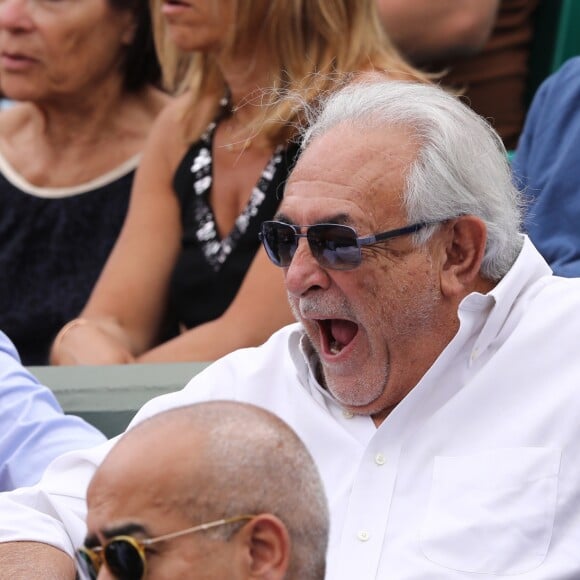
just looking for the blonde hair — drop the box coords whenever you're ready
[151,0,430,145]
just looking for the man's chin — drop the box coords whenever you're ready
[323,373,386,412]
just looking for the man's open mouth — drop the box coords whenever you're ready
[317,319,359,355]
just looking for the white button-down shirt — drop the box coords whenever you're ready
[1,236,580,579]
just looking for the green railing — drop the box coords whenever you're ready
[29,362,210,438]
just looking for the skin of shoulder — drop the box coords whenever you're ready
[141,86,172,117]
[149,91,216,171]
[128,89,214,193]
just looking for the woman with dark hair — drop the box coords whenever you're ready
[0,0,169,364]
[51,0,429,365]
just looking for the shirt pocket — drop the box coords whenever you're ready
[419,447,561,575]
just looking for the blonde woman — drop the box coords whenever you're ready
[51,0,429,365]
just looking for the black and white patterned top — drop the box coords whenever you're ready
[168,118,300,330]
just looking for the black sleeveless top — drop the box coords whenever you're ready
[168,121,300,329]
[0,158,135,364]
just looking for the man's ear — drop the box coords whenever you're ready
[439,216,488,298]
[238,514,291,579]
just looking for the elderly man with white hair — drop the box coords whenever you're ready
[1,78,580,579]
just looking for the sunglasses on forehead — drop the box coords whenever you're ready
[76,514,256,580]
[259,220,436,270]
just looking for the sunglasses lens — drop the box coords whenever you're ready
[308,225,361,270]
[261,221,362,270]
[76,549,99,580]
[105,539,145,580]
[261,222,297,267]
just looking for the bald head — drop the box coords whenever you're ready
[86,401,329,580]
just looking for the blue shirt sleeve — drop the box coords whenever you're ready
[512,56,580,277]
[0,331,106,490]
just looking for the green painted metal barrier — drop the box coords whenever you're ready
[28,362,211,438]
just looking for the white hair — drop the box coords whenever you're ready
[301,80,524,280]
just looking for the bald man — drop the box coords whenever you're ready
[77,401,329,580]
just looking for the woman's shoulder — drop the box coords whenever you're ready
[147,92,215,154]
[140,86,173,118]
[154,91,214,130]
[134,91,214,185]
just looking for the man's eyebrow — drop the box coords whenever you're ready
[273,212,353,225]
[84,522,151,547]
[273,212,295,224]
[102,522,150,539]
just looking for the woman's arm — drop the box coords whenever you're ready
[50,98,191,365]
[137,246,294,362]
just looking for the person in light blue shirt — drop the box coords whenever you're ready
[512,56,580,277]
[0,331,105,491]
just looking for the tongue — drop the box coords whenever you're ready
[329,319,358,347]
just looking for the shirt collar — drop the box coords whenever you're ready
[288,327,346,407]
[459,235,552,354]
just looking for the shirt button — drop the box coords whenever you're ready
[374,453,386,466]
[357,530,370,542]
[342,410,354,419]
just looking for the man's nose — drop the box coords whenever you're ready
[284,238,331,297]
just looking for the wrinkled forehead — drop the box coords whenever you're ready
[281,123,418,226]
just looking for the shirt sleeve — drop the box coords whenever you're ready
[511,57,580,277]
[0,326,295,555]
[0,342,240,554]
[0,331,106,490]
[0,439,116,554]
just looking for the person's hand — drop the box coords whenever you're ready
[50,319,135,365]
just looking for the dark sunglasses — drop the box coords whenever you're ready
[259,220,434,270]
[76,514,255,580]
